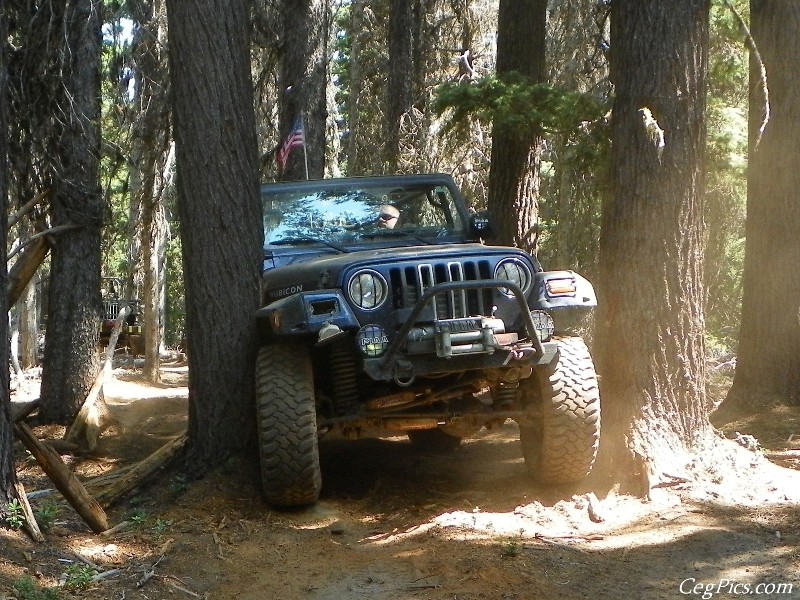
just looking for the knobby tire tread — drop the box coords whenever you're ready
[255,343,321,506]
[521,336,601,484]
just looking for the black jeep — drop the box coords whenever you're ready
[256,174,600,506]
[100,277,142,354]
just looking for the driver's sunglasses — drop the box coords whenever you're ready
[379,212,398,221]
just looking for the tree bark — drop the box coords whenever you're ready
[719,1,800,414]
[8,235,50,309]
[166,0,264,470]
[344,1,388,176]
[0,9,16,512]
[38,0,104,424]
[486,0,547,251]
[16,216,42,369]
[129,0,171,383]
[279,0,328,180]
[384,0,415,171]
[594,0,711,489]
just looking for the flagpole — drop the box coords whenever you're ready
[301,113,310,180]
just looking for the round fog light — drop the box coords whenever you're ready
[356,324,389,357]
[530,310,555,341]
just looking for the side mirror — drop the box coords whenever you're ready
[469,211,492,240]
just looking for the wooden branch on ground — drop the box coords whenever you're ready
[13,422,109,533]
[764,450,800,461]
[93,434,187,509]
[14,479,45,543]
[100,520,132,537]
[83,464,137,491]
[64,306,130,452]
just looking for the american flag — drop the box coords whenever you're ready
[276,116,305,171]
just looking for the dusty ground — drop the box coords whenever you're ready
[2,360,800,600]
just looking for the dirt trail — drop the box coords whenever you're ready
[3,364,800,599]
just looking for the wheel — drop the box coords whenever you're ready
[407,428,463,452]
[518,336,600,484]
[255,343,322,507]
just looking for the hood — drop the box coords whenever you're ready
[261,243,536,304]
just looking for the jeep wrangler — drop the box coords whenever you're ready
[256,174,600,507]
[100,277,143,353]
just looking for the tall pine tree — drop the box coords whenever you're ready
[717,1,800,415]
[487,0,547,251]
[594,0,712,489]
[166,0,264,468]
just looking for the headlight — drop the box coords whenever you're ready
[347,270,388,310]
[494,259,532,297]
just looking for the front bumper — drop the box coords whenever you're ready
[362,279,557,381]
[256,279,558,382]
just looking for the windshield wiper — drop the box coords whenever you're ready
[359,230,432,245]
[270,237,348,253]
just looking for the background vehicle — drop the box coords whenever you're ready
[255,174,600,506]
[100,277,143,354]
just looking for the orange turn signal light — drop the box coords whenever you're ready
[545,279,577,296]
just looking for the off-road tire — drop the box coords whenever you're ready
[407,428,463,452]
[255,343,322,507]
[518,336,600,484]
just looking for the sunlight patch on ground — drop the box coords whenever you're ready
[104,377,188,402]
[683,439,800,506]
[286,504,343,531]
[367,492,662,546]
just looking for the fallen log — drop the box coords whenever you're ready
[764,450,800,461]
[10,399,39,423]
[9,223,85,307]
[8,236,51,308]
[14,480,44,543]
[64,306,130,452]
[7,188,50,230]
[94,434,187,509]
[13,422,109,533]
[7,223,82,261]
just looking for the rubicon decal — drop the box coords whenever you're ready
[268,284,304,299]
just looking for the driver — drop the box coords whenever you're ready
[377,204,400,229]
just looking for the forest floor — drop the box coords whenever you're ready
[1,358,800,600]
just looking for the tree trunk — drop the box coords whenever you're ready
[130,0,171,382]
[594,0,710,488]
[279,0,328,180]
[16,217,41,369]
[341,2,387,177]
[166,0,264,470]
[385,0,415,171]
[719,1,800,414]
[39,0,104,425]
[543,0,609,274]
[0,9,16,511]
[141,171,169,380]
[18,270,40,370]
[486,0,547,251]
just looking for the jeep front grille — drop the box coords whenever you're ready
[102,299,120,321]
[389,260,493,319]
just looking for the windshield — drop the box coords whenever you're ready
[262,180,467,246]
